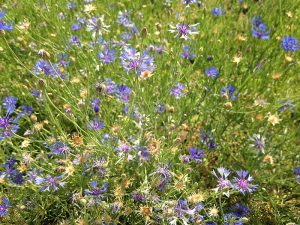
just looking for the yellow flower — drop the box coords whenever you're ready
[208,206,219,217]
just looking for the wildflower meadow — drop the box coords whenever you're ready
[0,0,300,224]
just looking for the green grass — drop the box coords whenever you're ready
[0,0,300,224]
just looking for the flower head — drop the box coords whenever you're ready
[181,45,196,61]
[249,134,266,153]
[0,197,11,217]
[169,23,199,40]
[35,174,65,192]
[212,167,232,196]
[189,147,205,163]
[86,16,110,38]
[221,85,238,100]
[170,83,187,99]
[212,7,224,16]
[282,36,299,52]
[233,170,258,194]
[250,16,270,40]
[205,67,219,79]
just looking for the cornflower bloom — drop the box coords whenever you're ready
[68,35,81,46]
[174,199,196,218]
[205,66,219,79]
[0,197,11,217]
[0,11,13,31]
[33,60,61,78]
[35,174,65,191]
[200,129,217,150]
[67,2,76,9]
[181,45,196,61]
[212,7,225,16]
[249,134,266,153]
[182,0,197,7]
[233,170,258,194]
[212,167,232,196]
[1,157,24,185]
[170,83,187,99]
[250,16,270,40]
[89,98,101,113]
[231,203,251,218]
[221,85,238,100]
[281,36,300,52]
[169,22,199,40]
[278,99,295,112]
[50,141,71,155]
[3,96,18,115]
[293,166,300,182]
[86,16,110,38]
[189,147,205,163]
[117,10,133,27]
[116,84,132,103]
[132,192,146,202]
[84,181,108,204]
[87,117,104,130]
[58,53,70,68]
[120,47,156,76]
[98,47,117,63]
[153,163,172,191]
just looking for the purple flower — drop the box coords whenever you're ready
[58,53,70,68]
[0,197,11,217]
[50,141,71,155]
[233,170,258,194]
[231,203,251,218]
[116,84,132,103]
[0,116,19,141]
[200,129,217,150]
[293,166,300,182]
[250,16,270,40]
[181,45,196,61]
[174,199,196,218]
[169,22,199,40]
[117,10,134,27]
[205,67,219,78]
[68,36,81,46]
[212,7,224,16]
[90,98,101,113]
[98,47,116,63]
[33,60,61,78]
[249,134,266,153]
[189,147,205,163]
[120,47,156,75]
[0,11,13,31]
[84,181,108,204]
[157,103,166,114]
[132,192,145,202]
[182,0,197,7]
[212,167,232,196]
[153,163,172,191]
[35,174,65,192]
[221,85,238,100]
[170,83,187,99]
[282,36,300,52]
[86,16,110,38]
[87,117,104,130]
[278,99,295,112]
[2,96,18,115]
[67,2,76,9]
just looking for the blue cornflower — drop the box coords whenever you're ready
[116,84,132,103]
[282,36,300,52]
[50,141,71,155]
[278,99,295,112]
[120,47,156,75]
[250,16,270,40]
[212,7,225,16]
[35,174,65,192]
[86,16,110,38]
[117,10,134,27]
[233,170,258,194]
[205,66,219,78]
[58,53,70,68]
[2,96,18,115]
[0,197,11,217]
[87,117,104,130]
[132,192,146,202]
[221,85,238,100]
[249,134,266,153]
[68,36,81,46]
[200,129,217,150]
[182,0,197,7]
[84,181,108,204]
[0,11,13,31]
[189,147,205,163]
[71,22,82,31]
[157,103,166,114]
[103,78,118,94]
[293,166,300,182]
[174,199,196,218]
[170,83,187,99]
[169,22,199,40]
[98,47,117,63]
[67,2,76,9]
[1,157,24,185]
[89,98,101,113]
[224,213,243,225]
[33,59,61,78]
[212,167,232,196]
[231,203,251,218]
[181,45,196,61]
[153,163,172,191]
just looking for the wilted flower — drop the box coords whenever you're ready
[267,113,281,126]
